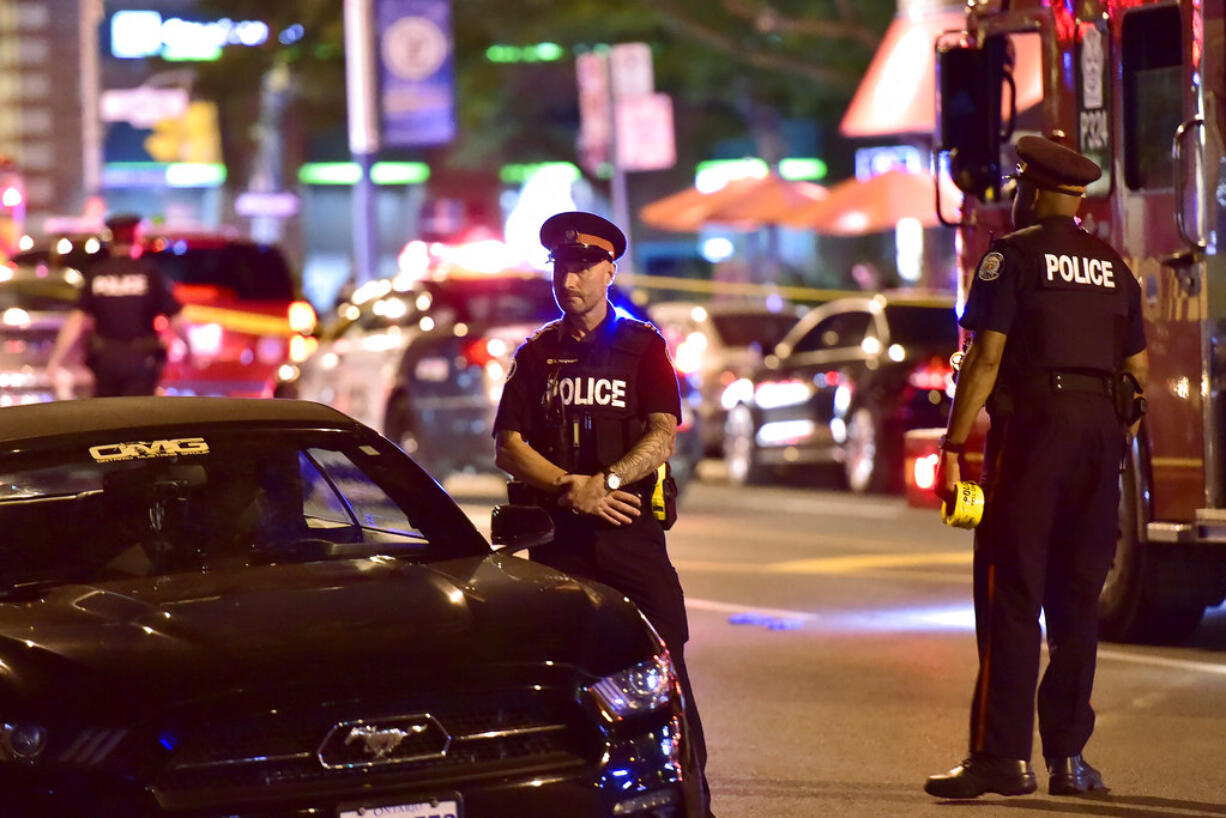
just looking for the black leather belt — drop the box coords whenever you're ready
[1016,370,1113,396]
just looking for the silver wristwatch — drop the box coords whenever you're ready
[603,470,622,491]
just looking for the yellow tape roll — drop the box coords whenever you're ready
[941,481,984,529]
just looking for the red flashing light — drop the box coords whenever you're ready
[908,357,954,392]
[463,339,496,369]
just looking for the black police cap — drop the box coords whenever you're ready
[1012,135,1102,194]
[104,213,141,231]
[539,211,626,263]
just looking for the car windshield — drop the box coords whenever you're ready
[0,427,487,591]
[883,305,958,348]
[145,243,295,301]
[710,312,801,348]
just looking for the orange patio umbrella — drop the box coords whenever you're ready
[640,174,827,232]
[782,169,963,235]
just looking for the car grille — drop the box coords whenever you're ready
[149,686,595,807]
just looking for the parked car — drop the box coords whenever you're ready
[650,299,805,455]
[722,292,958,492]
[285,258,702,490]
[0,396,701,816]
[11,230,317,398]
[0,262,94,404]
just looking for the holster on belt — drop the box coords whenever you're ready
[1112,371,1147,424]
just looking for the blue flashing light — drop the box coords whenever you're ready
[158,731,178,751]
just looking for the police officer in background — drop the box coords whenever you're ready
[493,212,715,817]
[925,136,1148,799]
[47,213,190,397]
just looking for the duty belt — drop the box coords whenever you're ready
[1016,370,1113,396]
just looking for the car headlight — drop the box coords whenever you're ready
[0,722,48,760]
[589,653,676,720]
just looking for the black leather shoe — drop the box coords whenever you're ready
[1046,755,1106,795]
[925,755,1038,799]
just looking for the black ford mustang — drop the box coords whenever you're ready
[0,398,697,816]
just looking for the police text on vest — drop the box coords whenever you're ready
[1044,254,1115,288]
[92,274,149,296]
[552,376,627,408]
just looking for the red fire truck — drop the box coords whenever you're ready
[904,0,1226,642]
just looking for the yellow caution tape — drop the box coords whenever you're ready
[941,481,984,529]
[180,303,295,337]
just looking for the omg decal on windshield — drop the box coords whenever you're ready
[88,437,211,463]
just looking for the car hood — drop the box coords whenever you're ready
[0,553,656,714]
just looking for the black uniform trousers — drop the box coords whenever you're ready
[970,389,1122,761]
[89,338,164,397]
[532,507,709,804]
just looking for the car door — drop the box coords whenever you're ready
[776,305,876,431]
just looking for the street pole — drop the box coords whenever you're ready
[344,0,380,286]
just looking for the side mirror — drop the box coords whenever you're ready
[491,504,555,552]
[935,34,1013,199]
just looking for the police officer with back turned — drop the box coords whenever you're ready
[493,211,714,817]
[46,213,190,398]
[925,136,1149,799]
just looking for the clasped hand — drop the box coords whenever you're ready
[556,473,642,526]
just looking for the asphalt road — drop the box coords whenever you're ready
[448,464,1226,818]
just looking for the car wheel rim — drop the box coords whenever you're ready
[845,407,876,492]
[725,407,753,483]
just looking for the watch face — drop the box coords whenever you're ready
[605,472,621,490]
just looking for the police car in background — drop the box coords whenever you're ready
[9,230,317,399]
[722,292,958,493]
[282,240,703,488]
[0,261,94,405]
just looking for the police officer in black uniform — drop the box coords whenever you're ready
[493,212,715,817]
[925,136,1149,799]
[47,214,189,397]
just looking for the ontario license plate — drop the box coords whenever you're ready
[339,799,460,818]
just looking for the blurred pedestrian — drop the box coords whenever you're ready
[925,136,1148,799]
[46,213,191,398]
[493,211,716,817]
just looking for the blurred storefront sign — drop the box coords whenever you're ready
[854,145,924,181]
[101,87,189,129]
[576,51,612,175]
[108,10,269,62]
[616,94,675,172]
[377,0,456,147]
[236,191,300,219]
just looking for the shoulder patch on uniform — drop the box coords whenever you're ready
[977,252,1004,281]
[528,319,563,341]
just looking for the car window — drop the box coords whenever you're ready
[0,278,78,312]
[793,311,872,354]
[710,312,800,349]
[883,305,958,348]
[146,243,295,301]
[0,428,486,590]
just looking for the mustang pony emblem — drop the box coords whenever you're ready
[344,723,427,759]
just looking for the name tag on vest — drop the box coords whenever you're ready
[1044,254,1115,289]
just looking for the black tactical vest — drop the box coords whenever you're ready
[525,315,654,475]
[1006,220,1131,377]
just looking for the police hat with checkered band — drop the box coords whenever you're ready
[539,211,626,264]
[1010,135,1102,195]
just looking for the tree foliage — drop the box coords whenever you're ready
[195,0,894,182]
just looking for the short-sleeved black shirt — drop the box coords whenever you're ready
[494,305,681,442]
[78,255,182,342]
[960,216,1145,381]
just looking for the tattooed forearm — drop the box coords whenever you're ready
[610,413,677,483]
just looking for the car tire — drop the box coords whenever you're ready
[1099,456,1206,644]
[724,404,768,486]
[843,404,891,494]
